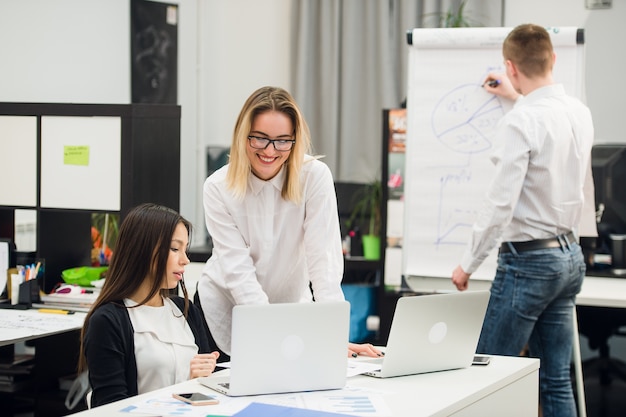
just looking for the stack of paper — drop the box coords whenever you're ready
[35,292,98,312]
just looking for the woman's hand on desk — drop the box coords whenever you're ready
[189,351,220,378]
[348,343,384,358]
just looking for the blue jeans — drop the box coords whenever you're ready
[477,244,585,417]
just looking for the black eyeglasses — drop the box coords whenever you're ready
[247,135,295,151]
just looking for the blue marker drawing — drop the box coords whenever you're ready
[428,83,505,247]
[431,83,503,154]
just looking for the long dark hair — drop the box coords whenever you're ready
[78,203,192,372]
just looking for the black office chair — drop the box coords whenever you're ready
[577,305,626,386]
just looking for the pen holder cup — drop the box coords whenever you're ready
[18,279,41,306]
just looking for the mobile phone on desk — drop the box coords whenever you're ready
[172,392,219,405]
[472,354,491,366]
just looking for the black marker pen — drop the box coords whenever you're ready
[483,79,500,88]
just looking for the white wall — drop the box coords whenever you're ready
[0,0,130,103]
[195,0,292,245]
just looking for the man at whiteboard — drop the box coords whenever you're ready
[451,24,593,417]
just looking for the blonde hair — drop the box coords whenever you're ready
[226,86,312,204]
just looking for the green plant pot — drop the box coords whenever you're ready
[362,235,380,260]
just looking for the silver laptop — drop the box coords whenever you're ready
[364,290,490,378]
[199,301,350,396]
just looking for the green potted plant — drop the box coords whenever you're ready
[423,0,480,28]
[347,179,383,260]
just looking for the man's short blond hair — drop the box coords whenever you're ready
[503,24,554,78]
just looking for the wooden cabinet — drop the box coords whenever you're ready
[0,103,181,293]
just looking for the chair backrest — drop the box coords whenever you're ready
[64,371,90,410]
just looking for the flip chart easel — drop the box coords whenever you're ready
[403,26,585,281]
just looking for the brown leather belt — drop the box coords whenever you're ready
[500,231,576,254]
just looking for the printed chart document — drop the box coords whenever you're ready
[232,402,356,416]
[121,385,391,417]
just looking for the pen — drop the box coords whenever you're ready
[39,309,75,315]
[482,79,500,88]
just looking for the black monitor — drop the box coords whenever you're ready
[592,144,626,253]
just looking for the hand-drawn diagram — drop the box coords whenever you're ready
[430,84,504,247]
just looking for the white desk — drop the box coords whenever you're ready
[0,308,88,415]
[577,275,626,308]
[0,308,86,347]
[67,355,539,417]
[404,274,626,308]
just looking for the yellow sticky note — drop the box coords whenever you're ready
[64,146,90,166]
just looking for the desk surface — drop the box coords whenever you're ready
[404,275,626,309]
[0,308,86,346]
[67,355,539,417]
[577,275,626,308]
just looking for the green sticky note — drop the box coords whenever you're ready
[64,146,90,166]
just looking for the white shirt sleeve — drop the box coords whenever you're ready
[301,160,344,301]
[202,169,269,306]
[460,120,527,273]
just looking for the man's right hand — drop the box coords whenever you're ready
[451,265,471,291]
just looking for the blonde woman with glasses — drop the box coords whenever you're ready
[196,86,382,361]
